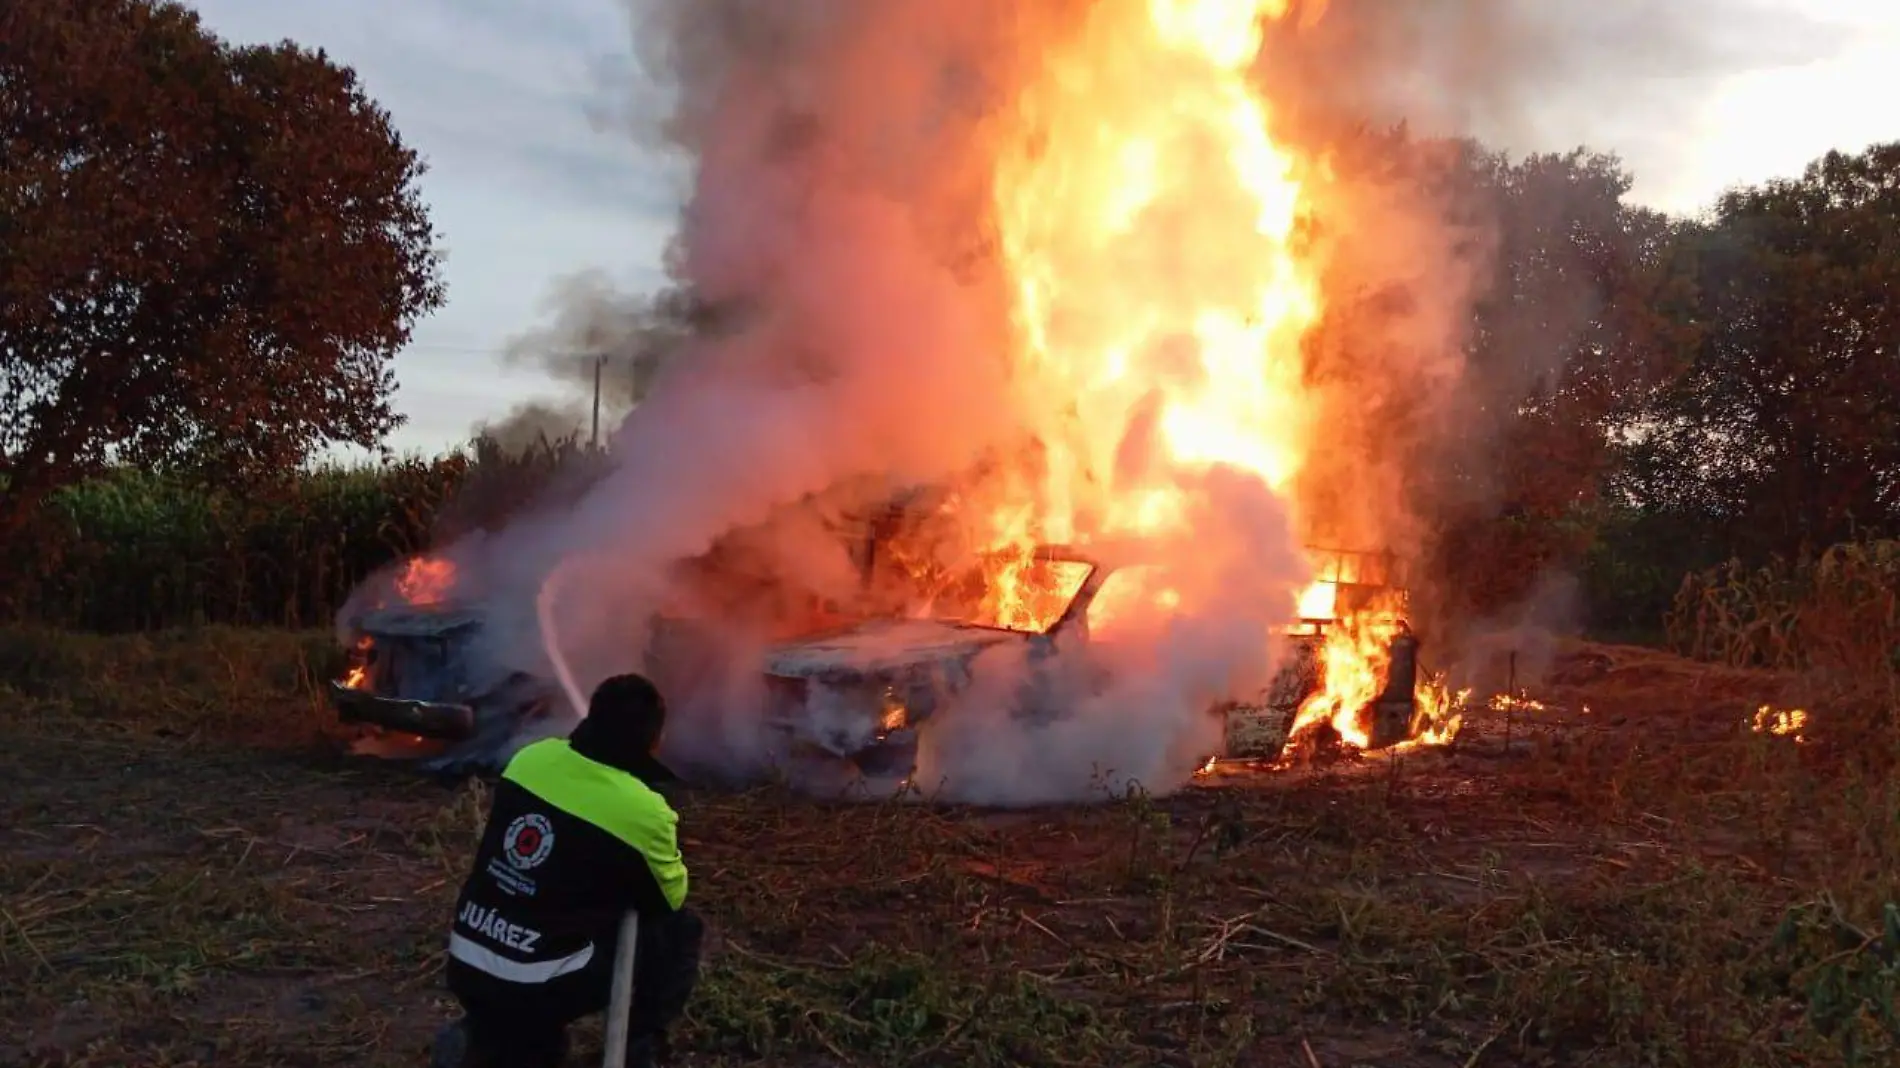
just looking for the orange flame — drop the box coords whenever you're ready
[982,0,1319,619]
[341,635,372,690]
[395,556,456,606]
[1750,705,1807,743]
[969,1,1460,750]
[1409,686,1467,747]
[1289,617,1392,748]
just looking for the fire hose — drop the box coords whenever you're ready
[540,563,647,1066]
[602,909,641,1067]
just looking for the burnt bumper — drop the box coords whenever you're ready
[329,682,475,740]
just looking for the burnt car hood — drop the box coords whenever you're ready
[764,618,1023,680]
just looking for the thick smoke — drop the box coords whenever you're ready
[455,0,1042,787]
[1251,0,1849,650]
[473,399,589,454]
[472,267,695,449]
[912,468,1307,805]
[430,0,1321,803]
[396,0,1839,801]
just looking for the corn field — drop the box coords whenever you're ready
[1666,540,1900,679]
[14,424,1879,648]
[6,436,611,632]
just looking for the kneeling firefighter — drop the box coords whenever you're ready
[432,674,704,1068]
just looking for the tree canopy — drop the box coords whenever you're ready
[1629,145,1900,555]
[0,0,444,531]
[1413,139,1900,625]
[1287,128,1900,625]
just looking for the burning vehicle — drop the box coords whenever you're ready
[760,541,1433,778]
[330,606,564,775]
[326,501,886,774]
[329,559,566,775]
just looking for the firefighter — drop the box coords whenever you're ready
[430,674,703,1068]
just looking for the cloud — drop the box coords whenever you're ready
[184,0,686,454]
[189,0,683,213]
[1257,0,1853,158]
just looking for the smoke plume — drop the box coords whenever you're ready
[455,0,1035,789]
[471,267,697,449]
[1252,0,1846,648]
[472,399,589,455]
[1256,0,1848,164]
[385,0,1841,803]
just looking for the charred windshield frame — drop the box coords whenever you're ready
[908,551,1100,636]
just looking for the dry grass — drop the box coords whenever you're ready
[1668,540,1900,685]
[1,627,1897,1067]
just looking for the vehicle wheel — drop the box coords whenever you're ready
[854,735,919,780]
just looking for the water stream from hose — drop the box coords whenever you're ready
[536,554,591,720]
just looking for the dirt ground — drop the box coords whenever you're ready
[0,626,1894,1067]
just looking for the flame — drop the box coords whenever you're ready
[994,0,1317,525]
[1280,614,1472,753]
[977,550,1094,633]
[1410,675,1469,747]
[1288,617,1392,748]
[395,556,456,606]
[1750,704,1807,743]
[341,635,373,690]
[1296,580,1337,622]
[340,557,453,692]
[960,0,1458,751]
[877,683,914,735]
[982,0,1318,610]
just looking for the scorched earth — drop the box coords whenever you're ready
[0,626,1867,1067]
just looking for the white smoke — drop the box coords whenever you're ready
[912,467,1306,803]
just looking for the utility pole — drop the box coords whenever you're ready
[590,352,604,448]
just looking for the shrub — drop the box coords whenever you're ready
[3,435,604,632]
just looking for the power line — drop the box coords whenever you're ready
[399,343,614,358]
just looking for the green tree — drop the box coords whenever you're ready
[1634,142,1900,558]
[0,0,445,539]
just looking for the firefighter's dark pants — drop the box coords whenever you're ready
[445,907,703,1066]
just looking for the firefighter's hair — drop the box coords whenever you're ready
[590,673,665,722]
[574,673,668,763]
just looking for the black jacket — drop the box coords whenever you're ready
[448,737,688,984]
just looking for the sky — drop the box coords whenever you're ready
[181,0,1900,460]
